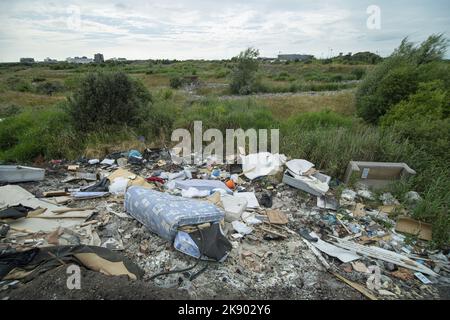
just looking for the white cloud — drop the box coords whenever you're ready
[0,0,448,61]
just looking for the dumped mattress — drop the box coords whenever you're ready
[124,186,225,241]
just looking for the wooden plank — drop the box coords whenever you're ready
[42,190,70,197]
[260,226,287,239]
[331,272,378,300]
[52,207,94,214]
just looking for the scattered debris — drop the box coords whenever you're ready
[0,150,446,301]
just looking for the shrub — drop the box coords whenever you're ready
[6,77,32,92]
[0,107,78,162]
[35,81,65,95]
[230,48,260,95]
[32,77,46,82]
[169,76,184,89]
[356,34,448,124]
[67,72,152,131]
[283,110,355,131]
[379,80,450,248]
[381,80,449,161]
[351,68,366,80]
[0,104,21,118]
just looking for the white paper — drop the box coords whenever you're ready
[233,192,260,208]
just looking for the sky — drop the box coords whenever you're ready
[0,0,449,62]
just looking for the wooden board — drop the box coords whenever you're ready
[43,190,70,197]
[395,216,432,241]
[266,210,288,225]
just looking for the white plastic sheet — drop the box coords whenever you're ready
[241,153,286,180]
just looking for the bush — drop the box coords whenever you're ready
[283,110,355,131]
[67,72,152,131]
[35,81,64,95]
[230,48,260,95]
[351,68,366,80]
[381,80,450,162]
[6,77,32,92]
[379,78,450,248]
[0,107,78,162]
[0,104,21,118]
[32,77,46,82]
[356,34,448,123]
[169,76,183,89]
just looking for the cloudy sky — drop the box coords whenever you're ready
[0,0,449,62]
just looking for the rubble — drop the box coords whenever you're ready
[0,153,448,300]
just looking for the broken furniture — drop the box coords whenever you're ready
[344,161,416,189]
[282,170,330,197]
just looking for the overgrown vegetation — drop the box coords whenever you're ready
[356,34,449,124]
[0,38,448,247]
[230,48,260,94]
[67,72,152,131]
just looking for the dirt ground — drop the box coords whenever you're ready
[1,262,365,300]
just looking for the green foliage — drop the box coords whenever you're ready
[351,68,366,80]
[0,104,21,118]
[283,110,355,131]
[230,48,260,95]
[35,81,65,95]
[67,72,152,131]
[6,76,32,92]
[381,80,450,165]
[339,52,382,64]
[169,76,183,89]
[0,107,79,161]
[281,124,409,178]
[356,34,448,123]
[175,99,277,132]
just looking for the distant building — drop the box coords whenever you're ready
[258,57,277,62]
[66,56,93,64]
[20,58,35,64]
[44,57,58,63]
[277,54,314,62]
[107,57,127,62]
[94,53,104,63]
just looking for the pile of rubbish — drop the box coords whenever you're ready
[0,149,448,300]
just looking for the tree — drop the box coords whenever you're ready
[230,48,260,95]
[67,72,152,131]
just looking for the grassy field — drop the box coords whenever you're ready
[0,59,368,111]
